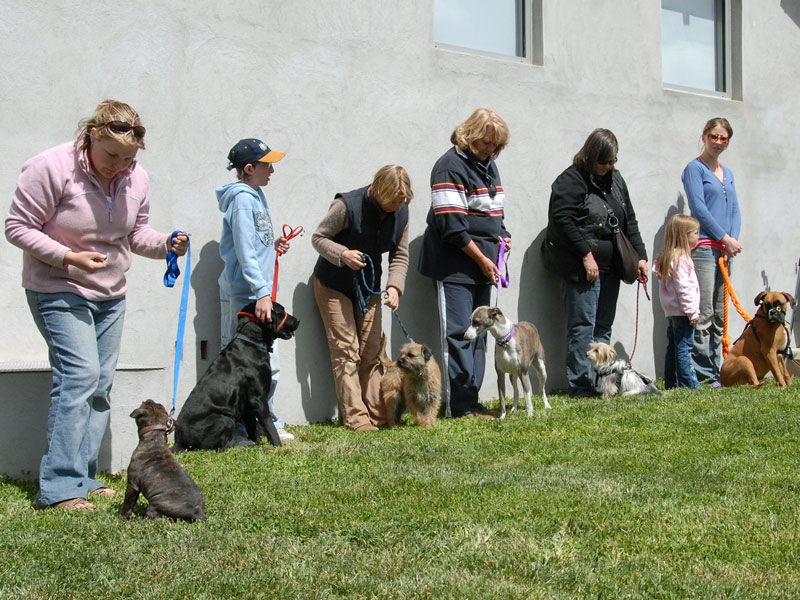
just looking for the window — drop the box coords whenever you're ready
[661,0,729,93]
[434,0,542,65]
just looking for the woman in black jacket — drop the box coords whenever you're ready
[542,129,648,397]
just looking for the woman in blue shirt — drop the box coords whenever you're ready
[682,117,742,385]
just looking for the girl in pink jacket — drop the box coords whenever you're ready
[5,100,188,510]
[653,214,702,389]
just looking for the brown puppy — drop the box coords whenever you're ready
[379,335,442,428]
[720,291,796,387]
[120,400,206,521]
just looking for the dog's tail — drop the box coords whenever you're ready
[378,333,393,368]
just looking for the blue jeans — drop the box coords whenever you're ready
[561,274,621,396]
[26,290,126,506]
[691,246,725,383]
[665,316,701,389]
[220,292,283,430]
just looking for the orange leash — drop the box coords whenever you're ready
[718,256,751,358]
[271,224,304,302]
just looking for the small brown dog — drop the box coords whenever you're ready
[120,400,206,522]
[379,335,442,428]
[720,291,796,387]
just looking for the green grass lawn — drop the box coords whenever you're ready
[2,383,800,599]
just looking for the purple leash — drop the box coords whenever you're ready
[495,238,510,306]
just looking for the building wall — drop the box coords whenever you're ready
[2,1,799,477]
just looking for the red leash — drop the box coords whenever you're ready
[271,224,304,301]
[628,278,650,364]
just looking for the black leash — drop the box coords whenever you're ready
[354,254,415,343]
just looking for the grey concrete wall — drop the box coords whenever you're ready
[2,1,799,478]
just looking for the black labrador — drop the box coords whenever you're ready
[173,300,299,451]
[121,400,206,521]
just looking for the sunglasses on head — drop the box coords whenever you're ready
[103,121,146,138]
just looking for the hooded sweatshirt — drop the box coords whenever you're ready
[5,141,169,300]
[216,182,276,300]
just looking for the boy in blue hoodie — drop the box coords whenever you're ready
[217,138,294,442]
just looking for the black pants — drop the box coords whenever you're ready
[435,280,491,417]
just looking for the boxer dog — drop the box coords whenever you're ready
[464,306,549,418]
[720,291,795,387]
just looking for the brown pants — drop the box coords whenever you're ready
[314,277,385,429]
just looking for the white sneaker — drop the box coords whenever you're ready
[277,428,295,441]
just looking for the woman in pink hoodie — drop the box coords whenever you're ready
[653,214,702,390]
[5,100,188,510]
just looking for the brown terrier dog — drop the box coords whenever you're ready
[720,291,796,387]
[379,335,442,428]
[120,400,206,521]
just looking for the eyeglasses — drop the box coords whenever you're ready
[103,121,146,138]
[597,158,617,166]
[708,133,729,143]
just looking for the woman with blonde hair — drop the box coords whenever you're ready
[312,165,413,431]
[653,214,702,389]
[419,108,511,418]
[5,100,188,510]
[683,117,742,386]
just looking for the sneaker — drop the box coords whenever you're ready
[277,428,295,441]
[710,381,722,388]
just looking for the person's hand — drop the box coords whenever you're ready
[721,234,742,259]
[582,252,599,282]
[342,249,367,270]
[255,295,273,323]
[383,286,400,311]
[170,232,189,256]
[500,236,511,253]
[64,250,108,272]
[276,235,290,255]
[637,260,649,284]
[690,317,699,326]
[479,255,500,284]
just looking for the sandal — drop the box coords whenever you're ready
[89,486,116,498]
[45,498,95,511]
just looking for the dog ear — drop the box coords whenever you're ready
[422,345,433,362]
[782,293,797,308]
[129,405,146,419]
[488,307,502,319]
[754,291,767,306]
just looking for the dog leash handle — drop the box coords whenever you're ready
[271,224,304,302]
[165,231,191,423]
[494,238,510,307]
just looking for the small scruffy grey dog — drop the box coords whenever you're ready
[586,342,661,398]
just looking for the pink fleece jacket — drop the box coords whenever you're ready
[5,141,170,301]
[653,256,700,321]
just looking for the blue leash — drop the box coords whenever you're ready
[353,253,415,343]
[164,230,191,426]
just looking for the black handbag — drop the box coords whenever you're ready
[607,206,639,284]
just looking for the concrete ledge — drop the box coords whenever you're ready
[0,367,168,481]
[0,362,163,373]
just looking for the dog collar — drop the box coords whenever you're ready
[139,423,171,435]
[496,324,515,348]
[236,310,289,333]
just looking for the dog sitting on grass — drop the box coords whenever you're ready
[120,400,206,522]
[378,334,442,428]
[586,342,661,398]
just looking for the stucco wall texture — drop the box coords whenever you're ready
[2,1,799,477]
